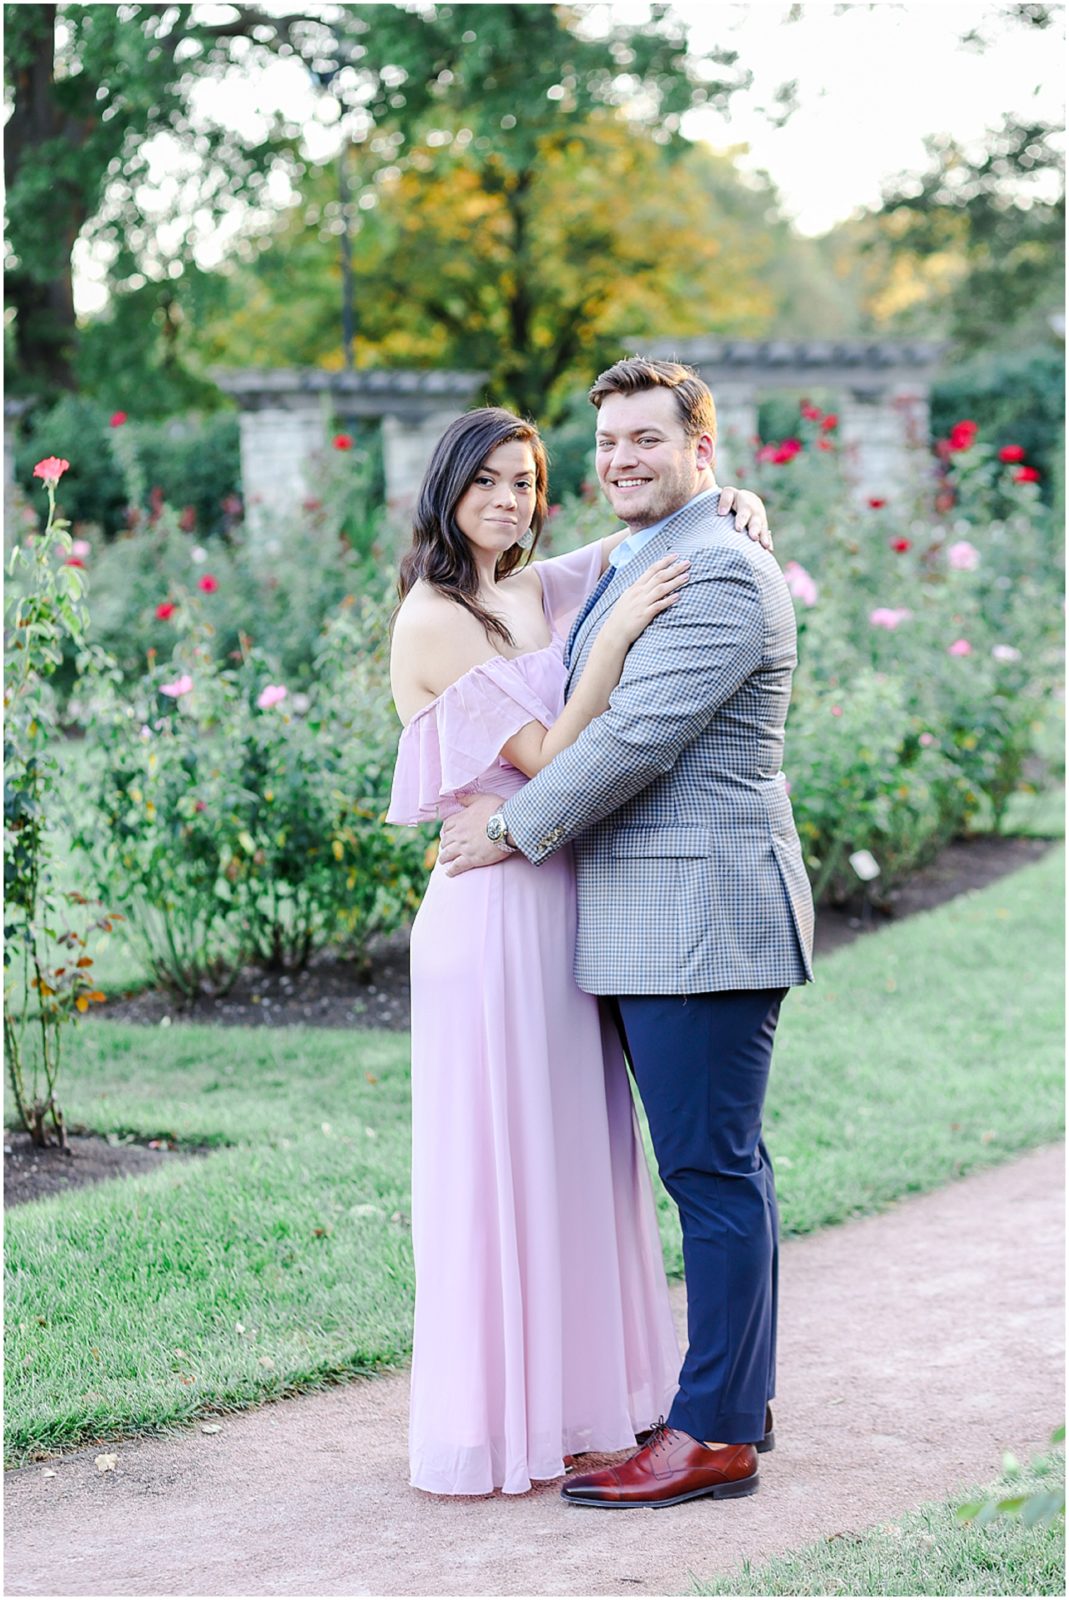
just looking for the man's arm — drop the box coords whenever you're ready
[439,548,762,873]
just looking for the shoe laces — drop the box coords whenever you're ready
[644,1417,672,1459]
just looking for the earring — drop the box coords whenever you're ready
[517,526,534,551]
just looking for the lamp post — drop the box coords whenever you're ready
[310,63,356,372]
[337,140,355,372]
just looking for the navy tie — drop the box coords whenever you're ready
[565,563,619,669]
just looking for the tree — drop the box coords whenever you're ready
[872,114,1065,349]
[191,120,789,421]
[4,3,749,399]
[4,2,458,395]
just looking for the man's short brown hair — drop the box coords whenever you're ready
[589,356,717,445]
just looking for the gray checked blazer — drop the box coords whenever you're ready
[501,495,815,996]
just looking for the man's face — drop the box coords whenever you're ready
[594,388,713,530]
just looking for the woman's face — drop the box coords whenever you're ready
[454,440,537,562]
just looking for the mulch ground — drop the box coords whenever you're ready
[4,833,1055,1211]
[3,1132,210,1210]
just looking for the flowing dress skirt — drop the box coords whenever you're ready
[408,845,680,1495]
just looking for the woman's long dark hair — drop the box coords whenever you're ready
[397,407,549,647]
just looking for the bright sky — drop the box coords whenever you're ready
[684,1,1065,234]
[71,1,1066,315]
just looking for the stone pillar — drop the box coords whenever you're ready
[837,386,932,504]
[711,384,759,487]
[381,410,465,514]
[234,392,328,543]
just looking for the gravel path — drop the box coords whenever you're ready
[5,1143,1063,1599]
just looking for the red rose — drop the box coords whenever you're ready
[868,497,887,509]
[332,433,354,451]
[155,602,177,620]
[64,556,86,568]
[197,573,219,593]
[800,402,822,422]
[948,419,978,453]
[891,538,912,553]
[1014,465,1041,483]
[998,444,1026,463]
[820,414,838,432]
[110,411,128,428]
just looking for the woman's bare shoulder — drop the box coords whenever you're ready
[394,580,478,642]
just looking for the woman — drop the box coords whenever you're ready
[387,408,770,1497]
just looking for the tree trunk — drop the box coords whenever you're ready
[4,5,81,393]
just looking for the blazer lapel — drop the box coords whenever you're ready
[566,499,715,690]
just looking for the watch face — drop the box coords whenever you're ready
[487,814,504,841]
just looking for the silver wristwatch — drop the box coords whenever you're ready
[486,811,517,853]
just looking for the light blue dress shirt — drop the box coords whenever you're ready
[608,485,721,572]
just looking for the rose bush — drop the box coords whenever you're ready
[75,586,431,994]
[732,407,1063,900]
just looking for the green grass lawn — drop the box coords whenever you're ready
[5,848,1064,1463]
[691,1453,1065,1596]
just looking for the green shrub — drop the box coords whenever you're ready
[930,342,1064,500]
[14,402,241,541]
[74,587,431,995]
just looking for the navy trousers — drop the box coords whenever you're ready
[613,989,786,1446]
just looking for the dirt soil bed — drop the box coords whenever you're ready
[4,1132,209,1210]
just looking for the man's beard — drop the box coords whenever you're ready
[611,461,700,530]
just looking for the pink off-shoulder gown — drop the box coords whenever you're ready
[386,540,680,1496]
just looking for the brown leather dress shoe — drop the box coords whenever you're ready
[636,1404,775,1453]
[561,1421,758,1508]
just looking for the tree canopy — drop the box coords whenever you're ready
[4,2,750,397]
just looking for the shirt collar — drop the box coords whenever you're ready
[608,485,721,570]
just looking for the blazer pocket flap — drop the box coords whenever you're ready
[612,826,712,859]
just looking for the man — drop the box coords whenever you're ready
[438,357,814,1509]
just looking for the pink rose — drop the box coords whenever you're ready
[783,560,818,607]
[256,684,288,710]
[947,540,980,571]
[947,639,972,657]
[161,674,194,698]
[919,732,936,747]
[33,456,70,486]
[869,607,913,630]
[830,705,843,717]
[71,538,91,559]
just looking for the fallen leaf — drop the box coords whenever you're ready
[199,1423,223,1435]
[258,1356,275,1370]
[95,1454,118,1474]
[365,1072,379,1085]
[173,1348,189,1359]
[364,1126,377,1140]
[42,1468,57,1478]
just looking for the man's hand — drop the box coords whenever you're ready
[718,486,774,552]
[438,793,509,876]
